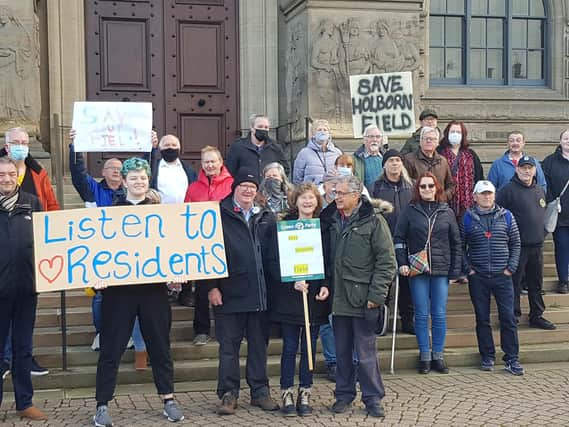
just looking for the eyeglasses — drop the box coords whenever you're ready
[422,137,437,142]
[365,134,383,139]
[9,140,29,146]
[238,184,257,191]
[419,184,435,190]
[104,167,121,172]
[335,190,356,198]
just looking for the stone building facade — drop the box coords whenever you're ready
[0,0,567,165]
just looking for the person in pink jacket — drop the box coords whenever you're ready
[183,146,233,344]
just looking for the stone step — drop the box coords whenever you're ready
[9,338,569,392]
[446,292,569,312]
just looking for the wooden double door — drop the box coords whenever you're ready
[85,0,239,172]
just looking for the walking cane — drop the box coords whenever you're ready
[390,274,400,375]
[302,290,314,371]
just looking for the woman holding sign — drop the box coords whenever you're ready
[269,183,330,417]
[93,158,184,427]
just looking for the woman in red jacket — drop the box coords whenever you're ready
[184,146,233,344]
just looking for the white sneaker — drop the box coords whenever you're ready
[91,333,100,351]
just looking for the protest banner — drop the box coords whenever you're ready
[277,219,325,282]
[33,202,228,292]
[71,101,153,152]
[349,71,415,138]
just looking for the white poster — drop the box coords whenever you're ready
[349,71,415,138]
[71,101,153,152]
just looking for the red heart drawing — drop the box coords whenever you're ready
[38,256,64,284]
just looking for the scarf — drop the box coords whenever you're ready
[440,147,475,218]
[0,187,20,212]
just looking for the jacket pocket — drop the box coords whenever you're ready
[219,272,249,299]
[344,279,369,308]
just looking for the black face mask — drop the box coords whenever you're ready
[254,129,269,142]
[161,148,180,162]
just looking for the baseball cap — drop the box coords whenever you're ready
[517,155,537,168]
[473,180,496,194]
[419,109,438,121]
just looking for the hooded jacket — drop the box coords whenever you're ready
[461,205,521,277]
[403,149,455,202]
[0,191,43,297]
[268,212,330,326]
[394,201,462,279]
[496,174,547,247]
[184,165,233,202]
[320,197,396,318]
[225,135,290,180]
[0,148,60,211]
[541,146,569,228]
[206,196,279,314]
[293,139,342,184]
[487,151,547,192]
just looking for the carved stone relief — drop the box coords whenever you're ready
[0,2,40,129]
[284,21,307,138]
[307,15,423,131]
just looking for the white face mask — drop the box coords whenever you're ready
[448,132,462,146]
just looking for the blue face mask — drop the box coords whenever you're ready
[337,166,352,176]
[9,144,28,161]
[314,131,330,144]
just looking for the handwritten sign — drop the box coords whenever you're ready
[33,202,228,292]
[277,219,325,282]
[71,101,153,152]
[349,72,415,138]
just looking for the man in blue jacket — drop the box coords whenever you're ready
[487,131,547,191]
[462,180,523,375]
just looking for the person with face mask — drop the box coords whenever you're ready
[334,154,371,199]
[437,121,484,220]
[225,114,290,180]
[149,134,197,204]
[258,163,291,214]
[1,127,59,212]
[293,119,342,185]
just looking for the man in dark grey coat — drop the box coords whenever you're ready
[462,180,523,375]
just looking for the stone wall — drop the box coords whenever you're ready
[0,0,40,134]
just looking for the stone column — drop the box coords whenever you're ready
[239,0,279,130]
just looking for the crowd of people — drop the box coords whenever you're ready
[0,110,568,424]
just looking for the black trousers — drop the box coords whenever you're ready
[193,281,211,335]
[333,315,385,406]
[96,285,173,403]
[0,293,37,411]
[512,245,545,321]
[214,311,270,400]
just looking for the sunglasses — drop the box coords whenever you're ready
[419,183,435,189]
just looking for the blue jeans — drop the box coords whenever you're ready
[409,275,449,355]
[468,273,519,362]
[280,323,319,389]
[319,314,336,365]
[553,226,569,282]
[93,290,146,351]
[0,294,37,411]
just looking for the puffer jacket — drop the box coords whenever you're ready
[320,197,396,318]
[184,166,233,202]
[496,174,547,247]
[268,213,330,326]
[403,149,455,202]
[541,146,569,227]
[461,205,521,277]
[206,196,279,314]
[0,191,43,297]
[293,139,342,184]
[394,201,462,279]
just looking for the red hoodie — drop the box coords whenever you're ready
[184,165,233,202]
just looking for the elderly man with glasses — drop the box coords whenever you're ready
[352,124,388,193]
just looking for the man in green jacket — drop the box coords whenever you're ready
[320,175,396,418]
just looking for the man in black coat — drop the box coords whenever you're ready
[207,169,280,415]
[496,156,556,330]
[0,157,47,421]
[225,115,290,180]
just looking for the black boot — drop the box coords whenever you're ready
[418,360,430,374]
[431,358,449,374]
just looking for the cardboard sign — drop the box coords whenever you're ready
[277,219,325,282]
[33,202,228,292]
[349,71,415,138]
[71,101,153,152]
